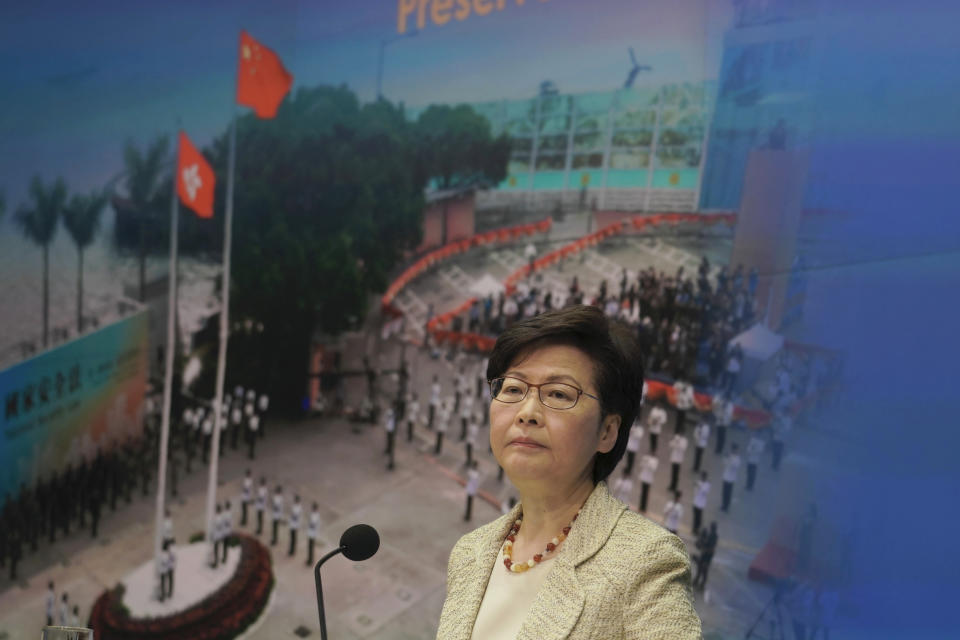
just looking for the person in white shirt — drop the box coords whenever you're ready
[223,500,234,563]
[454,372,466,415]
[241,469,253,527]
[464,461,482,521]
[624,418,644,475]
[693,418,711,473]
[746,435,765,491]
[45,581,55,626]
[771,412,792,471]
[201,415,213,464]
[611,469,635,509]
[459,392,474,441]
[234,385,244,401]
[306,502,321,567]
[255,476,268,535]
[668,432,689,492]
[646,401,667,454]
[428,375,441,430]
[638,453,659,512]
[383,406,397,471]
[712,394,734,455]
[162,508,174,547]
[58,592,69,626]
[69,604,80,628]
[406,392,420,442]
[673,377,695,433]
[721,444,742,512]
[247,413,260,460]
[257,393,270,440]
[663,491,684,534]
[230,406,243,451]
[434,397,450,455]
[271,485,284,547]
[692,472,711,535]
[288,495,302,557]
[211,503,224,568]
[465,413,480,468]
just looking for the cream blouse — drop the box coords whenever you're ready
[470,545,556,640]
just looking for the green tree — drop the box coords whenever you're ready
[415,104,511,190]
[415,104,510,243]
[15,176,67,347]
[63,188,109,333]
[123,135,170,301]
[193,86,427,411]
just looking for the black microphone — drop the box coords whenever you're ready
[314,524,380,640]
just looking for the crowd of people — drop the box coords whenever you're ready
[0,383,271,587]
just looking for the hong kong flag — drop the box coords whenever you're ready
[236,30,293,119]
[176,132,215,218]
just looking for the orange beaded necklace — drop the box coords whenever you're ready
[502,510,580,573]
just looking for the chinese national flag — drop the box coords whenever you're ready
[176,132,215,218]
[237,30,293,119]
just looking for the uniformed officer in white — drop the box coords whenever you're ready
[201,415,213,464]
[162,508,174,547]
[459,392,474,441]
[638,453,659,512]
[465,411,481,467]
[464,461,481,521]
[406,392,420,442]
[646,401,667,454]
[692,471,711,535]
[713,394,734,455]
[721,443,742,512]
[624,416,644,475]
[306,502,321,567]
[230,405,243,451]
[673,377,695,433]
[667,431,689,492]
[693,417,711,473]
[271,485,284,546]
[428,375,441,430]
[211,503,224,568]
[247,413,260,460]
[255,477,268,535]
[58,592,69,626]
[161,542,176,601]
[746,435,765,491]
[384,407,396,470]
[45,581,55,626]
[663,491,684,534]
[434,397,450,455]
[257,392,270,440]
[288,494,302,556]
[241,469,253,526]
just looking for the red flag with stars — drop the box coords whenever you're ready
[176,132,215,218]
[236,30,293,119]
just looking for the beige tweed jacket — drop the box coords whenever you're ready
[436,481,702,639]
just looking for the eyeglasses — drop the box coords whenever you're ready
[488,376,599,411]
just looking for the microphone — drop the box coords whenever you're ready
[314,524,380,640]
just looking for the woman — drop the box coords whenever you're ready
[437,305,701,639]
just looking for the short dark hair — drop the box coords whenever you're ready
[486,305,645,483]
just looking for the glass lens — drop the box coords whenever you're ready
[41,627,93,640]
[540,383,579,409]
[492,377,527,402]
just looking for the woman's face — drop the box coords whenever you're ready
[489,344,620,491]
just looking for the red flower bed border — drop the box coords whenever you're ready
[88,534,274,640]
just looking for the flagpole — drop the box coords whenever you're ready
[153,133,180,599]
[205,107,237,564]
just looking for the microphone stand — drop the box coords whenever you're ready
[314,545,346,640]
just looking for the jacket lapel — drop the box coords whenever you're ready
[515,482,625,640]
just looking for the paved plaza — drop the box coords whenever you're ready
[0,213,847,639]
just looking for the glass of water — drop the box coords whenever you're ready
[40,627,93,640]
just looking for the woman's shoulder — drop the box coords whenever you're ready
[448,510,515,565]
[604,510,690,560]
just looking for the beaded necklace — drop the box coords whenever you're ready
[502,510,580,573]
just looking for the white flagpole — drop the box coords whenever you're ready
[153,134,180,599]
[205,108,237,565]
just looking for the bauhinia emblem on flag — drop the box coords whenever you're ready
[176,131,215,218]
[237,30,293,119]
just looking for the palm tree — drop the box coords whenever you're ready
[63,188,108,333]
[15,176,67,347]
[123,135,170,301]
